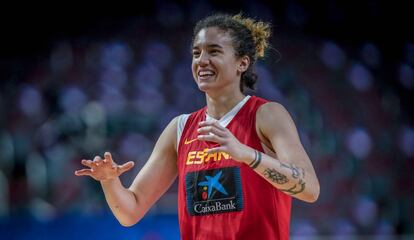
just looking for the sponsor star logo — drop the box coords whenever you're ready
[185,167,243,216]
[198,170,228,199]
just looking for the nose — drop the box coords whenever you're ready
[196,51,210,66]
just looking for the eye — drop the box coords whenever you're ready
[210,49,220,55]
[192,50,201,57]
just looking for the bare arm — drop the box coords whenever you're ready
[75,117,178,226]
[253,102,320,202]
[125,117,178,224]
[197,102,319,203]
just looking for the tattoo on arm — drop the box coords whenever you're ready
[262,162,306,195]
[280,179,306,195]
[280,162,305,179]
[263,168,288,184]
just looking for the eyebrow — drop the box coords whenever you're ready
[192,44,223,50]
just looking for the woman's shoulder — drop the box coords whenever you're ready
[258,100,286,113]
[256,100,292,129]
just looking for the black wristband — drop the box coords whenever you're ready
[249,150,258,167]
[251,151,261,169]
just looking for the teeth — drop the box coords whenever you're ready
[198,70,215,77]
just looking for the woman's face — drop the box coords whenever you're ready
[192,27,244,93]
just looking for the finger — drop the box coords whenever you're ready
[200,120,227,130]
[198,121,218,127]
[206,147,226,154]
[118,161,135,174]
[93,156,103,167]
[74,169,93,176]
[104,152,113,164]
[197,134,225,144]
[197,126,226,137]
[81,159,93,168]
[211,120,227,131]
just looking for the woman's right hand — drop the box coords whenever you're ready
[74,152,135,181]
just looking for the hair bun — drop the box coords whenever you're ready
[232,14,272,58]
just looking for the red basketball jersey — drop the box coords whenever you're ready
[177,96,292,240]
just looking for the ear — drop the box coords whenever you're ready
[237,56,250,73]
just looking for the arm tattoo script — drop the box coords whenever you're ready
[263,168,289,184]
[263,162,306,195]
[280,162,305,179]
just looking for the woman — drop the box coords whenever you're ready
[75,13,320,240]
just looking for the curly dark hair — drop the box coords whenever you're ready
[192,13,271,93]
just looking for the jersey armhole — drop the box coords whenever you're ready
[177,113,190,151]
[255,102,278,156]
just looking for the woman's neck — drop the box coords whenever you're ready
[205,90,245,120]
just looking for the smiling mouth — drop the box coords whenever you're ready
[197,70,216,81]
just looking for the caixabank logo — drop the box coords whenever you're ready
[185,167,243,216]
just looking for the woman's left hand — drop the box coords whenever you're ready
[197,121,253,164]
